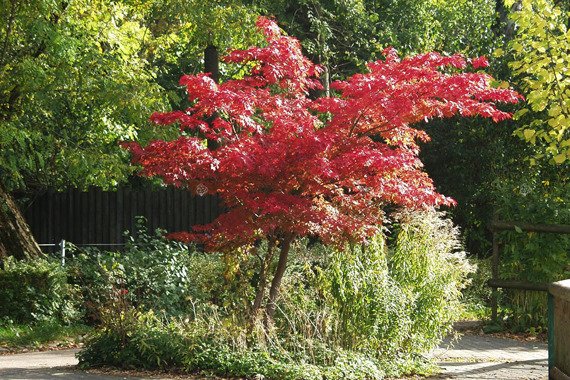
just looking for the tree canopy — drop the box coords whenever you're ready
[0,0,261,192]
[504,0,570,164]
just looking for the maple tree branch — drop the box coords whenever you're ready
[348,111,365,137]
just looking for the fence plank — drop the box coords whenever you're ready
[20,188,220,247]
[95,188,103,244]
[174,189,181,231]
[180,189,188,232]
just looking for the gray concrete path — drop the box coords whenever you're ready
[431,333,548,379]
[0,333,549,379]
[0,349,141,379]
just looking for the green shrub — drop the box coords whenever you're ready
[274,210,471,375]
[67,217,223,320]
[78,310,187,369]
[0,257,80,324]
[79,210,470,379]
[491,175,570,330]
[389,210,474,353]
[0,320,90,349]
[78,309,385,380]
[461,256,493,320]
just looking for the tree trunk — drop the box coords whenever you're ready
[264,237,292,326]
[0,185,43,261]
[322,65,330,98]
[204,45,219,83]
[251,237,275,321]
[204,45,220,151]
[494,0,522,42]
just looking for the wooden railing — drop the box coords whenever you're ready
[488,220,570,320]
[488,220,570,379]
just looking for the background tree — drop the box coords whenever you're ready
[0,0,261,259]
[0,0,168,259]
[503,0,570,164]
[253,0,498,81]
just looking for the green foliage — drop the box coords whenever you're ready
[461,257,493,320]
[389,210,474,350]
[67,217,212,320]
[256,0,496,81]
[420,113,529,255]
[0,0,169,190]
[0,320,90,350]
[78,308,388,380]
[504,0,570,164]
[79,210,469,378]
[369,0,497,56]
[491,174,570,330]
[0,257,80,324]
[276,210,472,371]
[0,0,262,191]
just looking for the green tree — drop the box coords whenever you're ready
[0,0,261,259]
[503,0,570,164]
[255,0,497,84]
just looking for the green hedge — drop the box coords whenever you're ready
[0,257,80,323]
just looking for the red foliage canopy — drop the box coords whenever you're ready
[124,17,522,252]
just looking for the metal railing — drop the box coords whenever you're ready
[38,239,191,266]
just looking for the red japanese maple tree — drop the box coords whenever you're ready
[124,17,521,321]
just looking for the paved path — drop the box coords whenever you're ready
[0,333,549,379]
[0,349,141,379]
[431,333,548,379]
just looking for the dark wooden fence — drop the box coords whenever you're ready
[19,188,220,249]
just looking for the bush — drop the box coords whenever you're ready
[491,176,570,331]
[67,217,221,321]
[0,320,90,349]
[274,209,472,375]
[78,308,386,380]
[389,210,474,352]
[79,210,472,379]
[0,256,80,324]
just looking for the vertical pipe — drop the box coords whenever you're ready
[60,239,66,266]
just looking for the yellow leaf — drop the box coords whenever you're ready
[523,129,536,140]
[493,48,504,57]
[514,108,529,119]
[553,153,566,164]
[548,117,560,127]
[549,105,562,117]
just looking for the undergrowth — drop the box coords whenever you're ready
[78,210,472,379]
[0,320,90,350]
